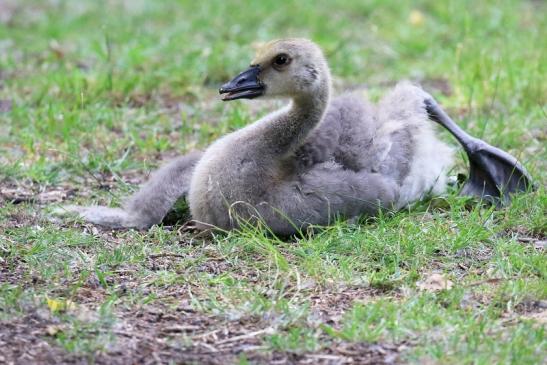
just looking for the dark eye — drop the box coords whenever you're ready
[273,54,290,68]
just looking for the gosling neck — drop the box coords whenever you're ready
[259,79,331,156]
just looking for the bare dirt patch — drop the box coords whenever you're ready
[0,299,403,365]
[0,167,147,207]
[0,311,84,365]
[309,285,396,327]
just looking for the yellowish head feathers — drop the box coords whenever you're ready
[250,38,316,66]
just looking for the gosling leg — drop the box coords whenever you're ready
[424,98,533,203]
[57,151,202,229]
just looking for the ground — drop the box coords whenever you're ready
[0,1,546,364]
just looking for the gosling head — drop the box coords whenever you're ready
[219,38,330,101]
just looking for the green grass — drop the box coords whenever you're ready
[0,0,545,364]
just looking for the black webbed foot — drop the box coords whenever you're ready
[424,98,533,204]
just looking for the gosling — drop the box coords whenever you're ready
[58,38,454,235]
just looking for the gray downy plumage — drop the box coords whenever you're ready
[55,38,453,235]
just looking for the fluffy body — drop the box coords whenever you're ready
[58,39,453,235]
[189,83,453,234]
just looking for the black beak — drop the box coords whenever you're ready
[219,65,264,101]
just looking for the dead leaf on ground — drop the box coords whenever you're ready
[416,273,453,292]
[46,297,77,313]
[408,10,425,26]
[49,40,65,59]
[45,324,65,336]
